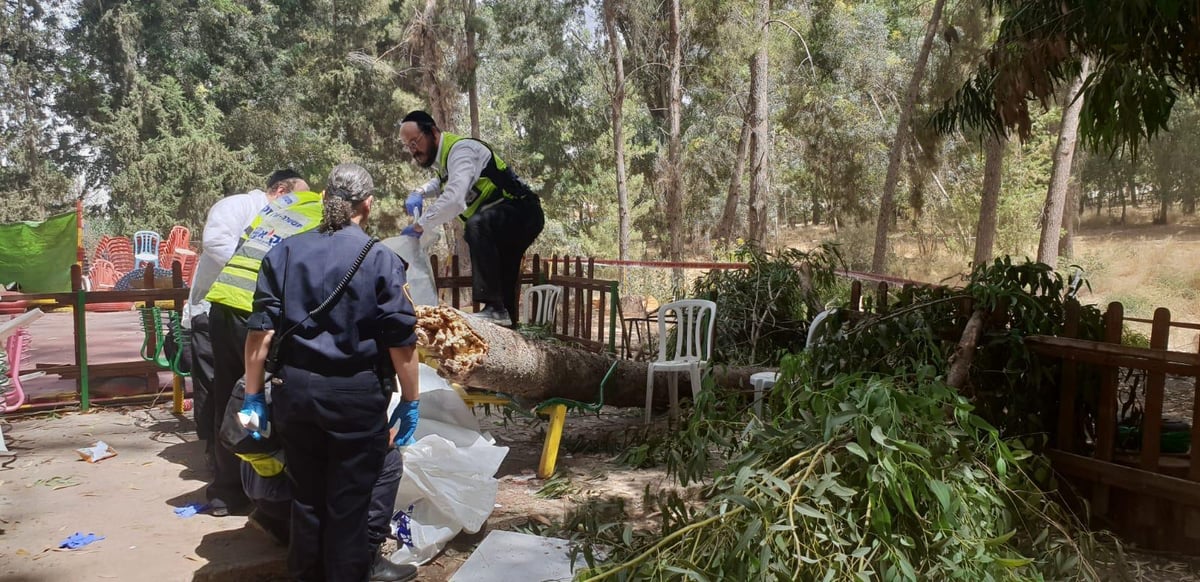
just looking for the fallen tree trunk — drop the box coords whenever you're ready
[415,306,766,408]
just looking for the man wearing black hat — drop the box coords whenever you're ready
[397,110,544,325]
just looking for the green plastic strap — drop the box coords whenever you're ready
[167,310,191,377]
[137,306,170,368]
[535,357,618,415]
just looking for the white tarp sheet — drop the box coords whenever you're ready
[387,364,508,565]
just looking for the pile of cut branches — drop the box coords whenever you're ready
[575,364,1109,580]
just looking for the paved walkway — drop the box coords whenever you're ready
[0,407,286,581]
[12,311,176,406]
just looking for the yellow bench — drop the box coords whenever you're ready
[420,350,568,479]
[459,392,568,479]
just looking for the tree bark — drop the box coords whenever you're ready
[666,0,684,289]
[465,0,480,139]
[1037,57,1090,268]
[1060,173,1080,259]
[414,0,457,131]
[415,307,763,407]
[947,309,985,391]
[870,0,947,274]
[603,0,631,281]
[715,110,752,242]
[746,0,771,245]
[973,135,1005,266]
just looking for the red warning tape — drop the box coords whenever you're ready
[576,258,935,287]
[587,258,748,269]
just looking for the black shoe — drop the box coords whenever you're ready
[208,496,252,517]
[247,509,290,546]
[209,498,230,517]
[471,304,511,325]
[369,553,417,582]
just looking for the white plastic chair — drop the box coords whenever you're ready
[133,230,161,269]
[522,284,563,326]
[645,299,717,424]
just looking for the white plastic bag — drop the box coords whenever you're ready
[382,233,439,306]
[387,364,509,565]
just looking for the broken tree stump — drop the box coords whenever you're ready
[415,306,765,408]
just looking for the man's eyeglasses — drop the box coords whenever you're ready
[403,134,424,153]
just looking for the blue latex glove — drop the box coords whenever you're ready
[400,224,421,239]
[59,532,105,549]
[388,399,420,447]
[404,191,424,216]
[240,392,270,440]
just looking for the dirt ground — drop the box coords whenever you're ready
[0,402,664,582]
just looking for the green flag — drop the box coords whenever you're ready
[0,211,78,293]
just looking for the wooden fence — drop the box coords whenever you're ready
[0,263,188,412]
[1026,302,1200,553]
[429,253,620,353]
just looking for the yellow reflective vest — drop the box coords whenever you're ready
[205,190,324,313]
[435,132,534,221]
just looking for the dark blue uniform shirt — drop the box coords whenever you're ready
[247,224,417,375]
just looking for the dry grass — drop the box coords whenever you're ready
[776,209,1200,352]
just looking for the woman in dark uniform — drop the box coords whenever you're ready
[241,163,421,582]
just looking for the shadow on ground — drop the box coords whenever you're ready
[191,526,287,582]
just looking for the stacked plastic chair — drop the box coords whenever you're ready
[104,236,136,276]
[133,231,161,270]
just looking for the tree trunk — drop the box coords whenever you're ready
[715,110,752,242]
[604,0,631,281]
[465,0,480,139]
[414,0,457,131]
[947,309,986,391]
[415,307,763,407]
[973,135,1005,266]
[871,0,947,274]
[666,0,684,289]
[1156,190,1170,224]
[1037,57,1090,268]
[746,0,771,245]
[1060,174,1080,259]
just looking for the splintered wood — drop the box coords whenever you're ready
[415,305,488,377]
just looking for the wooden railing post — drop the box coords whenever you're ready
[1192,337,1200,481]
[1140,308,1171,472]
[70,264,90,411]
[1056,300,1082,452]
[451,255,462,310]
[1094,301,1125,516]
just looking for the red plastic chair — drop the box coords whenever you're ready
[104,237,136,275]
[90,235,113,268]
[164,226,190,259]
[90,259,119,290]
[171,248,199,284]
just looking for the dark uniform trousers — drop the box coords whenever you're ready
[207,302,252,508]
[247,447,403,554]
[273,364,390,582]
[463,194,545,322]
[189,312,216,443]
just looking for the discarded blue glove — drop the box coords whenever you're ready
[174,503,209,518]
[400,224,421,239]
[239,392,270,440]
[59,532,104,549]
[404,191,424,216]
[388,399,420,447]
